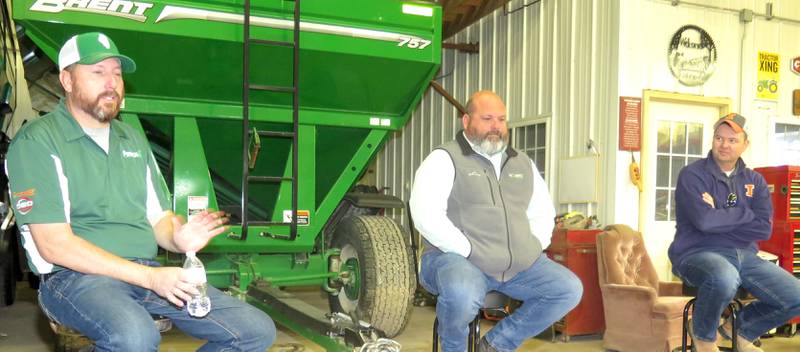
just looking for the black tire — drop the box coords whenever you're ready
[342,204,380,218]
[328,215,414,337]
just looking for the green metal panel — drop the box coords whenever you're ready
[173,117,220,217]
[14,1,440,116]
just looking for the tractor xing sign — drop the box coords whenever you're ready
[757,51,780,100]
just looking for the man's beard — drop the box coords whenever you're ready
[73,86,122,123]
[466,130,508,155]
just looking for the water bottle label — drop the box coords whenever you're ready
[187,296,211,318]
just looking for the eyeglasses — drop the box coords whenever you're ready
[725,193,738,208]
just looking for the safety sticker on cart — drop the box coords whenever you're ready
[187,196,208,222]
[283,210,310,226]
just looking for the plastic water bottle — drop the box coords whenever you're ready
[183,252,211,317]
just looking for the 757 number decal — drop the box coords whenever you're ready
[397,37,431,49]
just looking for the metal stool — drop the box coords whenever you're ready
[49,315,172,352]
[681,286,748,352]
[432,291,510,352]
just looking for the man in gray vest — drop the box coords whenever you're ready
[410,90,582,352]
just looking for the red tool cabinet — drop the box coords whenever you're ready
[546,228,605,341]
[755,165,800,324]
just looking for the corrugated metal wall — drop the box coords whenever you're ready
[375,0,621,228]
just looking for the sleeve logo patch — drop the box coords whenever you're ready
[15,197,34,215]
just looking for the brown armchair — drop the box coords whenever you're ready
[596,224,691,352]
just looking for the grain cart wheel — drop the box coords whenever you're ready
[329,215,414,337]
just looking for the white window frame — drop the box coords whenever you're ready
[510,115,551,184]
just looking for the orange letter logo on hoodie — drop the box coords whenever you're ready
[744,184,755,197]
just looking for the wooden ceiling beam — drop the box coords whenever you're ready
[442,0,511,39]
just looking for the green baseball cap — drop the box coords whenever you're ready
[58,32,136,73]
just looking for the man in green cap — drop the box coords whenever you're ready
[6,32,275,351]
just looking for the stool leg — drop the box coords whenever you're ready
[682,298,695,352]
[730,300,743,352]
[474,315,482,349]
[432,318,439,352]
[467,318,476,352]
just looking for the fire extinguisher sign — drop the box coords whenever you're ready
[757,51,780,101]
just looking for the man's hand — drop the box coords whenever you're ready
[701,192,715,208]
[172,211,229,254]
[144,266,199,307]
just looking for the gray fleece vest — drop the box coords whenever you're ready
[423,132,543,282]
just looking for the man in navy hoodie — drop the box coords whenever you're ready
[669,113,800,352]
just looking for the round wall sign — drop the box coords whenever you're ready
[667,25,717,86]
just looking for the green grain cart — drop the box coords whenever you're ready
[11,0,440,349]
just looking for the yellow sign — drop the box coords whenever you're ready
[757,51,780,100]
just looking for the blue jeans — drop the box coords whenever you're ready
[674,249,800,342]
[420,252,582,352]
[38,259,276,352]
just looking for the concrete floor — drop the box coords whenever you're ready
[2,281,799,352]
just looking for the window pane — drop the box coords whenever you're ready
[536,124,546,148]
[688,157,701,167]
[535,160,546,175]
[687,123,703,155]
[525,126,535,149]
[513,123,547,181]
[535,149,545,171]
[671,156,686,188]
[658,121,670,153]
[672,122,687,154]
[669,190,677,221]
[657,155,670,187]
[655,189,669,221]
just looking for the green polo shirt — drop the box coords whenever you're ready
[6,100,171,274]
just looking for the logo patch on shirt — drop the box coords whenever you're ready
[507,173,524,179]
[122,150,141,158]
[15,197,33,215]
[744,184,755,197]
[13,188,36,197]
[467,171,481,177]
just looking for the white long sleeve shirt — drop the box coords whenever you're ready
[409,138,556,257]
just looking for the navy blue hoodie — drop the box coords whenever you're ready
[668,151,773,268]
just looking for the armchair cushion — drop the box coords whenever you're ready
[658,281,684,297]
[599,224,660,290]
[652,296,691,318]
